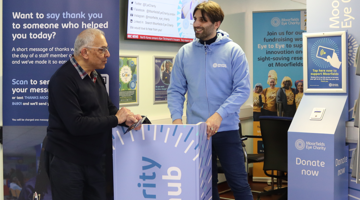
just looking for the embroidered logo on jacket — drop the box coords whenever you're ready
[213,63,227,68]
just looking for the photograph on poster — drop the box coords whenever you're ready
[303,31,347,93]
[154,56,174,104]
[119,55,139,105]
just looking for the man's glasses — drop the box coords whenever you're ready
[86,46,109,54]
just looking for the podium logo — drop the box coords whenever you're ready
[295,139,326,151]
[295,139,305,150]
[271,17,280,27]
[138,156,183,199]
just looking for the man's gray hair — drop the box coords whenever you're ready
[74,28,105,56]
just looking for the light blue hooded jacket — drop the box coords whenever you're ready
[167,30,250,132]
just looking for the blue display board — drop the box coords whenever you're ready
[252,10,306,178]
[3,0,119,126]
[112,123,212,200]
[303,31,347,93]
[253,11,306,90]
[307,36,342,89]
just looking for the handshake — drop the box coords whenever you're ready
[115,107,143,131]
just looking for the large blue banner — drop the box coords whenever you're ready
[252,11,306,178]
[3,0,119,126]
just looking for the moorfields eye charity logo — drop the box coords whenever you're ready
[295,139,305,150]
[271,17,281,27]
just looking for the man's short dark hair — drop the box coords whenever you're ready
[193,1,224,24]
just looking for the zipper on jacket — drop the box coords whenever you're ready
[204,42,211,118]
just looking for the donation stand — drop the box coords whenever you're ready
[288,31,348,200]
[112,123,212,200]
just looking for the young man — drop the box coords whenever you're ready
[167,1,253,200]
[45,28,142,200]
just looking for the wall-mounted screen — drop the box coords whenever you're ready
[127,0,207,43]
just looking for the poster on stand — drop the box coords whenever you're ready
[3,1,119,126]
[154,56,174,104]
[119,55,139,105]
[3,0,119,199]
[252,10,306,180]
[303,31,347,93]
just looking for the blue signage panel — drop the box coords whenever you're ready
[253,11,306,90]
[3,0,119,126]
[307,36,343,89]
[288,132,348,200]
[112,123,212,200]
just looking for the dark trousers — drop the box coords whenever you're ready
[44,151,106,200]
[253,112,262,121]
[261,108,277,116]
[283,105,296,117]
[212,130,253,200]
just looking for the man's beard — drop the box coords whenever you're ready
[194,27,213,40]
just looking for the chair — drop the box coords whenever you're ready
[256,116,292,200]
[217,123,264,194]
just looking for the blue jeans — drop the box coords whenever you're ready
[212,130,253,200]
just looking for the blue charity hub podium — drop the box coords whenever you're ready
[112,122,212,200]
[288,31,349,200]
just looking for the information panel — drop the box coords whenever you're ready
[3,0,120,125]
[303,31,347,93]
[252,10,306,179]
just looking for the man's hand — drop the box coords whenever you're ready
[173,119,183,124]
[206,112,222,140]
[126,114,143,130]
[115,107,135,124]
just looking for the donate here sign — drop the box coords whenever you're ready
[112,123,212,200]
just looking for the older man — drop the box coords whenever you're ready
[45,28,141,200]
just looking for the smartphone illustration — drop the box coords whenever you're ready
[316,46,335,60]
